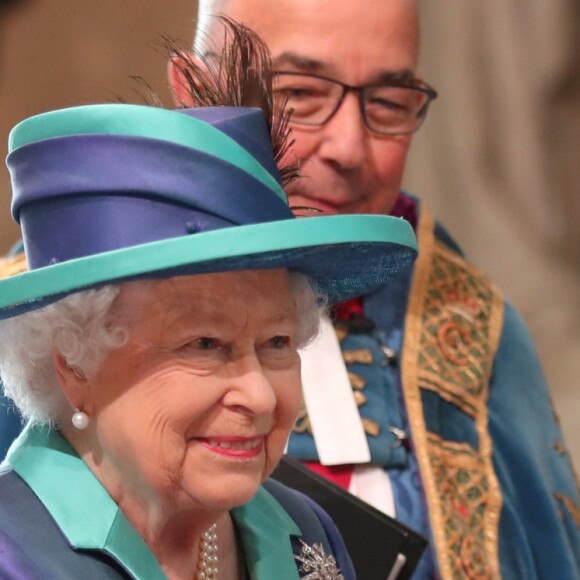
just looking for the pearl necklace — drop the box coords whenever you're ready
[196,523,218,579]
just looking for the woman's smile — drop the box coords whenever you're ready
[198,436,266,458]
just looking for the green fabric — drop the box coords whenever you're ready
[8,104,285,201]
[7,423,301,580]
[0,214,417,311]
[233,489,301,580]
[8,424,165,579]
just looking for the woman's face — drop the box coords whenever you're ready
[80,269,302,514]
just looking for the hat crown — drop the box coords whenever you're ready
[7,104,292,270]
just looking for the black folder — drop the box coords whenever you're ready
[271,456,428,580]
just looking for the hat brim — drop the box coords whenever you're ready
[0,214,416,319]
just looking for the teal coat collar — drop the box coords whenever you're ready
[7,423,302,579]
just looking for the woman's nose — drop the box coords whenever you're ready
[222,365,277,417]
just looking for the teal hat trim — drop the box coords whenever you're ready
[0,216,416,317]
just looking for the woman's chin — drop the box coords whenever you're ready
[185,473,264,512]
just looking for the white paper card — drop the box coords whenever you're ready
[299,314,371,465]
[349,465,396,518]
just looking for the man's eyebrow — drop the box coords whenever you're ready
[273,52,328,73]
[372,69,418,86]
[273,53,418,86]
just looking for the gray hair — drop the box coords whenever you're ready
[0,272,324,426]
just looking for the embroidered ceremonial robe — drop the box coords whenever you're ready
[288,196,580,579]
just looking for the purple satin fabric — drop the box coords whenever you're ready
[8,134,292,270]
[180,107,281,181]
[0,531,49,579]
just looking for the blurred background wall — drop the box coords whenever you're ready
[0,0,196,250]
[1,1,578,466]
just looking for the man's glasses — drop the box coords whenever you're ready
[273,72,438,136]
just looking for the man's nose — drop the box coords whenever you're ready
[223,361,277,417]
[317,92,368,169]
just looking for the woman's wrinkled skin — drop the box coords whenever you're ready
[56,268,303,578]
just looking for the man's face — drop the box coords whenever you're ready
[202,0,419,215]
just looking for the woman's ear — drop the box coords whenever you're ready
[53,351,90,412]
[167,52,210,107]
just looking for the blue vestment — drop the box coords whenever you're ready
[288,196,580,579]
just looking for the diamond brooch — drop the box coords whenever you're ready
[295,540,345,580]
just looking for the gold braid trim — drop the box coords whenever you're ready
[402,205,504,579]
[0,252,27,279]
[554,492,580,528]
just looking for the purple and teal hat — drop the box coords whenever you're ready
[0,104,417,319]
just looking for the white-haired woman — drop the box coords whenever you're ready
[1,268,322,579]
[0,100,416,580]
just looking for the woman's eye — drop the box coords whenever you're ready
[195,337,220,350]
[259,335,298,368]
[267,335,292,349]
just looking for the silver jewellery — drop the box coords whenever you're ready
[389,426,409,449]
[196,523,219,579]
[295,540,344,579]
[71,408,89,430]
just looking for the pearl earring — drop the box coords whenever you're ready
[72,409,89,430]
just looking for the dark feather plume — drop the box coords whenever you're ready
[167,16,299,186]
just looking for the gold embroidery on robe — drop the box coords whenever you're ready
[348,372,366,390]
[402,205,503,580]
[293,400,312,434]
[292,331,375,435]
[554,492,580,528]
[342,349,373,365]
[361,417,380,437]
[292,366,378,436]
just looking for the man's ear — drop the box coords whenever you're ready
[167,52,210,107]
[53,351,91,413]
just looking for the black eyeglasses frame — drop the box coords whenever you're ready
[273,71,438,136]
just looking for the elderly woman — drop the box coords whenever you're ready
[0,100,416,579]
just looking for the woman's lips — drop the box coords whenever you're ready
[199,436,265,458]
